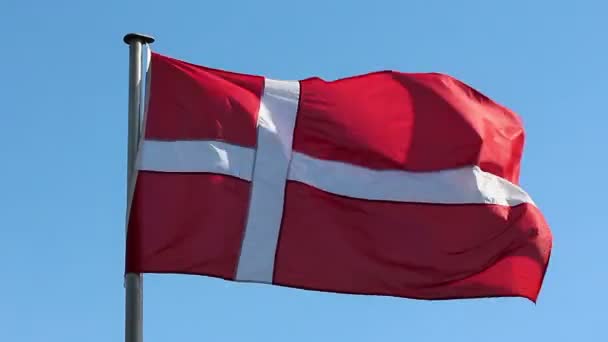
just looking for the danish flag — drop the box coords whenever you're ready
[126,52,552,302]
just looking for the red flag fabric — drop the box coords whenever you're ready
[126,52,552,302]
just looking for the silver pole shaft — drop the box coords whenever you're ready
[123,33,154,342]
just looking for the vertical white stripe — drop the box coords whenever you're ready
[235,79,301,282]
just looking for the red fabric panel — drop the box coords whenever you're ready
[295,73,524,184]
[273,182,552,302]
[125,172,250,280]
[145,53,264,146]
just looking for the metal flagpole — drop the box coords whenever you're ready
[123,32,155,342]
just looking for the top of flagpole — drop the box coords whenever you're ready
[123,33,155,45]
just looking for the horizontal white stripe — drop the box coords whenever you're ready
[288,152,534,206]
[136,139,534,207]
[137,140,254,181]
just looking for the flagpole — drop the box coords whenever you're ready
[123,32,154,342]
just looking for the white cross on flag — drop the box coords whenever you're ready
[126,52,552,302]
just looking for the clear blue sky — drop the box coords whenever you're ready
[1,0,606,341]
